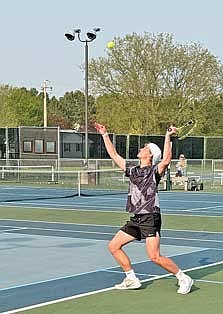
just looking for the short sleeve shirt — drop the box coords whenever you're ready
[125,162,161,214]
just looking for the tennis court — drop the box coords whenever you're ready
[0,186,222,314]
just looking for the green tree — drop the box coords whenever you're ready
[0,85,12,126]
[48,90,96,129]
[89,32,223,135]
[0,86,43,127]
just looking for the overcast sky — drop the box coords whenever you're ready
[0,0,222,97]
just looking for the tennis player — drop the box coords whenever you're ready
[95,123,193,294]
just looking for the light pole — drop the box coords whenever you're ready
[65,27,100,166]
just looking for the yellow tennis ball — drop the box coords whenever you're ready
[107,41,115,49]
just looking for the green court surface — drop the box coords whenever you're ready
[15,265,223,314]
[0,206,223,232]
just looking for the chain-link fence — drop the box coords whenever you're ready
[0,158,222,192]
[1,127,223,160]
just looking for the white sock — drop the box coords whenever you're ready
[175,269,186,280]
[125,269,137,280]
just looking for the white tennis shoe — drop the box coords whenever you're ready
[114,277,142,290]
[177,275,194,294]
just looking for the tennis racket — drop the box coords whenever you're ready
[168,120,196,140]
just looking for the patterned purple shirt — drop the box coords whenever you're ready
[125,163,161,214]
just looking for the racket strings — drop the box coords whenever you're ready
[177,120,196,140]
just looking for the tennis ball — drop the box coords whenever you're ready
[107,41,115,49]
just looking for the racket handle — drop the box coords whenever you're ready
[168,125,176,132]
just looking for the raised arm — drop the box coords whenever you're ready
[95,123,125,170]
[158,126,176,175]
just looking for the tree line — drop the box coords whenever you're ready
[0,32,223,136]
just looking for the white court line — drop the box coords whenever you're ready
[163,227,223,234]
[160,192,223,197]
[4,226,223,244]
[0,203,123,213]
[1,196,222,205]
[104,269,154,277]
[194,279,223,285]
[6,226,116,236]
[3,228,223,250]
[1,219,223,234]
[0,203,222,218]
[2,261,222,314]
[0,219,121,228]
[0,227,27,233]
[0,247,206,292]
[162,213,222,218]
[163,236,223,243]
[185,211,223,214]
[0,189,222,199]
[104,272,223,285]
[161,199,223,204]
[0,201,123,209]
[0,202,124,210]
[2,223,223,242]
[0,268,113,292]
[184,205,223,212]
[1,221,223,238]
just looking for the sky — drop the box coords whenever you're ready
[0,0,223,98]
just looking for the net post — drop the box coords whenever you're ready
[18,165,20,182]
[166,166,172,191]
[201,159,204,183]
[78,171,81,197]
[211,159,214,185]
[122,173,125,183]
[51,166,55,182]
[95,160,99,185]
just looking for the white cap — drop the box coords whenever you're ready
[147,143,162,165]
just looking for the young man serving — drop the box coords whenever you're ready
[95,123,193,294]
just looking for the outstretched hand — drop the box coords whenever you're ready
[95,123,107,135]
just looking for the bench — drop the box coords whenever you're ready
[171,175,203,191]
[171,176,188,191]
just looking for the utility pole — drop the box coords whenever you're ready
[42,80,52,128]
[5,127,9,166]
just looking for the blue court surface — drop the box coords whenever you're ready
[0,187,222,313]
[0,185,222,216]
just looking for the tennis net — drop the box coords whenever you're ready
[0,166,168,202]
[0,168,129,202]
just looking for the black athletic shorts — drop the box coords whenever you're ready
[120,213,161,241]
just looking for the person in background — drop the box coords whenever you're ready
[176,154,187,177]
[95,122,193,294]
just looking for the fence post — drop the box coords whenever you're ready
[166,166,172,191]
